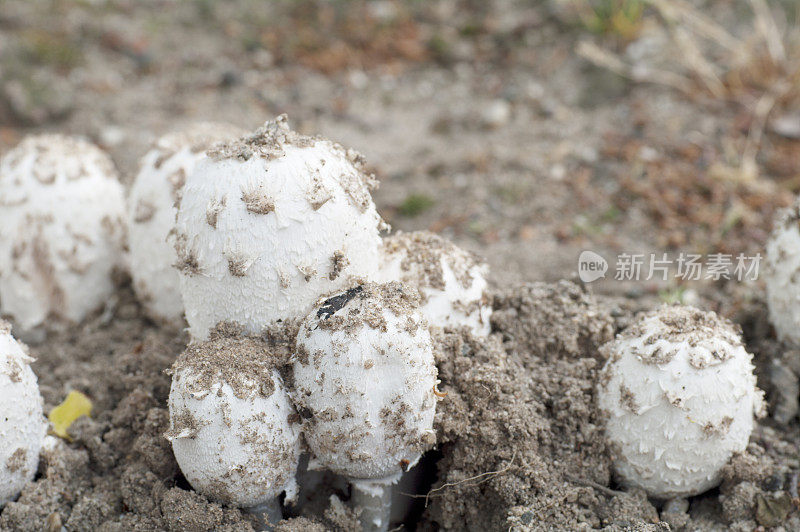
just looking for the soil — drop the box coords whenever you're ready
[0,279,797,531]
[2,0,800,530]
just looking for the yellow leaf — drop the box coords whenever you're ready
[48,390,93,441]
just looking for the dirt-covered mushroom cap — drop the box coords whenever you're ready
[173,115,384,341]
[293,282,439,480]
[765,199,800,344]
[597,305,764,499]
[0,321,46,508]
[0,134,126,332]
[167,335,301,508]
[127,123,244,324]
[378,231,491,336]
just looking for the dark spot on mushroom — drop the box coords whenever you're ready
[6,448,26,473]
[154,152,170,169]
[206,197,226,228]
[173,234,202,275]
[133,200,156,223]
[317,285,363,320]
[297,264,316,282]
[168,168,186,205]
[329,250,349,280]
[31,230,66,315]
[618,384,638,413]
[227,256,250,277]
[33,167,56,184]
[295,344,310,366]
[703,416,734,437]
[242,189,275,215]
[178,253,201,275]
[308,176,333,210]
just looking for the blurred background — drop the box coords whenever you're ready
[1,0,798,299]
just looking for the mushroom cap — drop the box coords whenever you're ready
[597,305,764,499]
[167,336,301,508]
[174,115,384,341]
[765,200,800,344]
[127,123,244,324]
[378,231,491,336]
[0,134,126,331]
[0,321,46,508]
[293,282,439,480]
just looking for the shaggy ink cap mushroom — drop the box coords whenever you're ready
[597,305,765,499]
[0,135,126,332]
[173,115,385,341]
[293,282,440,531]
[378,231,492,336]
[127,123,244,324]
[0,321,46,508]
[167,334,301,512]
[765,198,800,344]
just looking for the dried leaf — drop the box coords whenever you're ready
[48,390,93,441]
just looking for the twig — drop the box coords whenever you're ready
[750,0,786,64]
[565,474,628,498]
[399,452,517,507]
[670,25,727,99]
[741,79,791,179]
[576,40,693,94]
[647,0,741,53]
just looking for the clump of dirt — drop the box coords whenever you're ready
[383,230,484,291]
[424,281,625,530]
[2,280,799,531]
[206,114,316,162]
[169,335,289,400]
[491,280,616,363]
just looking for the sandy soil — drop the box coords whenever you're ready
[2,0,800,530]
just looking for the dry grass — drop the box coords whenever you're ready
[602,132,793,254]
[577,0,800,180]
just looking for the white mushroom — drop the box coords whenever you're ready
[174,115,385,341]
[597,305,765,499]
[293,282,439,531]
[378,231,491,336]
[765,199,800,344]
[167,335,301,525]
[0,321,46,508]
[0,135,126,333]
[127,123,244,324]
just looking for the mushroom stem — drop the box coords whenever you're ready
[351,478,396,532]
[245,498,283,531]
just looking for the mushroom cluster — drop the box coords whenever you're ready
[0,115,779,530]
[164,116,483,530]
[597,305,764,500]
[0,117,487,531]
